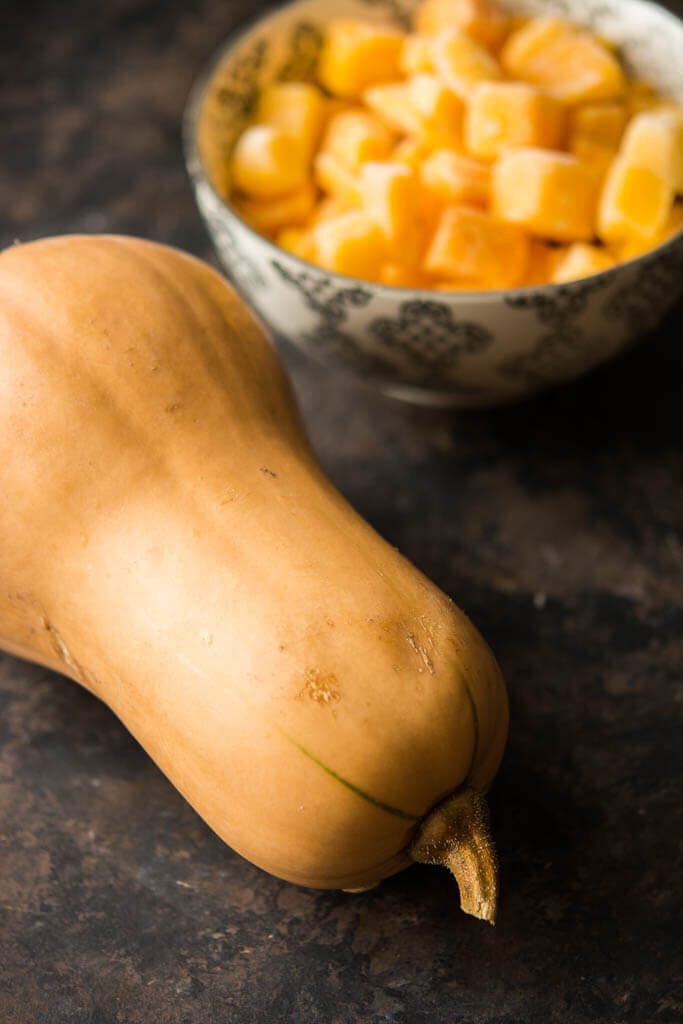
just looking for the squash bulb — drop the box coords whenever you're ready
[0,236,508,921]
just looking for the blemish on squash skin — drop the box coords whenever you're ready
[41,617,99,693]
[297,668,340,707]
[406,631,435,675]
[43,618,75,669]
[260,467,277,478]
[219,487,240,505]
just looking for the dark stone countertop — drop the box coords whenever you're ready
[1,2,682,1022]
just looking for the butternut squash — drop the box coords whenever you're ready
[0,236,508,921]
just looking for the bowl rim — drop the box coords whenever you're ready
[182,0,683,302]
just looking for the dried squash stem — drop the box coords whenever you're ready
[409,787,498,924]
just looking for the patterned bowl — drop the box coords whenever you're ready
[183,0,683,407]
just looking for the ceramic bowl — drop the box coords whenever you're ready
[183,0,683,407]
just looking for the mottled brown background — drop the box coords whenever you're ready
[1,1,682,1022]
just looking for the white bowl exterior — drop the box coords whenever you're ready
[186,0,683,406]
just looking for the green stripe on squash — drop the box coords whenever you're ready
[282,731,419,821]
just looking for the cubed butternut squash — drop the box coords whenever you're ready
[569,101,628,150]
[422,206,529,286]
[612,201,683,259]
[313,211,386,279]
[319,108,395,170]
[275,227,317,262]
[360,162,419,251]
[318,20,405,98]
[569,138,618,184]
[379,262,431,287]
[313,153,363,205]
[230,126,309,199]
[597,157,673,241]
[364,75,462,146]
[492,148,599,241]
[619,110,683,192]
[228,0,680,290]
[465,82,565,160]
[414,0,509,50]
[308,194,357,225]
[400,34,434,75]
[392,135,435,170]
[550,242,615,283]
[524,239,564,285]
[364,83,421,135]
[234,182,317,233]
[626,80,660,116]
[420,149,491,207]
[501,17,625,104]
[408,73,462,128]
[257,83,326,158]
[431,28,502,99]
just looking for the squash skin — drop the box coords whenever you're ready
[0,236,508,892]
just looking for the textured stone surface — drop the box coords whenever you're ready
[1,2,683,1022]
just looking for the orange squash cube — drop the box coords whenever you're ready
[400,34,434,75]
[364,75,462,146]
[626,80,660,116]
[613,201,683,259]
[524,240,564,285]
[492,148,599,242]
[620,110,683,193]
[392,135,435,170]
[276,227,317,261]
[597,157,673,242]
[414,0,510,50]
[409,73,464,148]
[500,17,625,104]
[363,82,421,135]
[313,211,386,279]
[550,242,615,283]
[431,28,502,99]
[256,82,326,158]
[422,206,529,286]
[420,149,491,207]
[321,97,355,125]
[570,138,618,184]
[309,195,356,225]
[360,162,419,250]
[569,101,628,150]
[313,153,362,205]
[234,181,317,234]
[379,262,431,287]
[408,73,462,125]
[319,109,394,170]
[318,20,405,99]
[465,82,565,160]
[230,125,309,199]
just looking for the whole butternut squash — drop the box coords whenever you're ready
[0,236,508,921]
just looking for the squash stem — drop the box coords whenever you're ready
[409,787,498,924]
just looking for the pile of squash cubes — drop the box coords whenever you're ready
[228,0,683,289]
